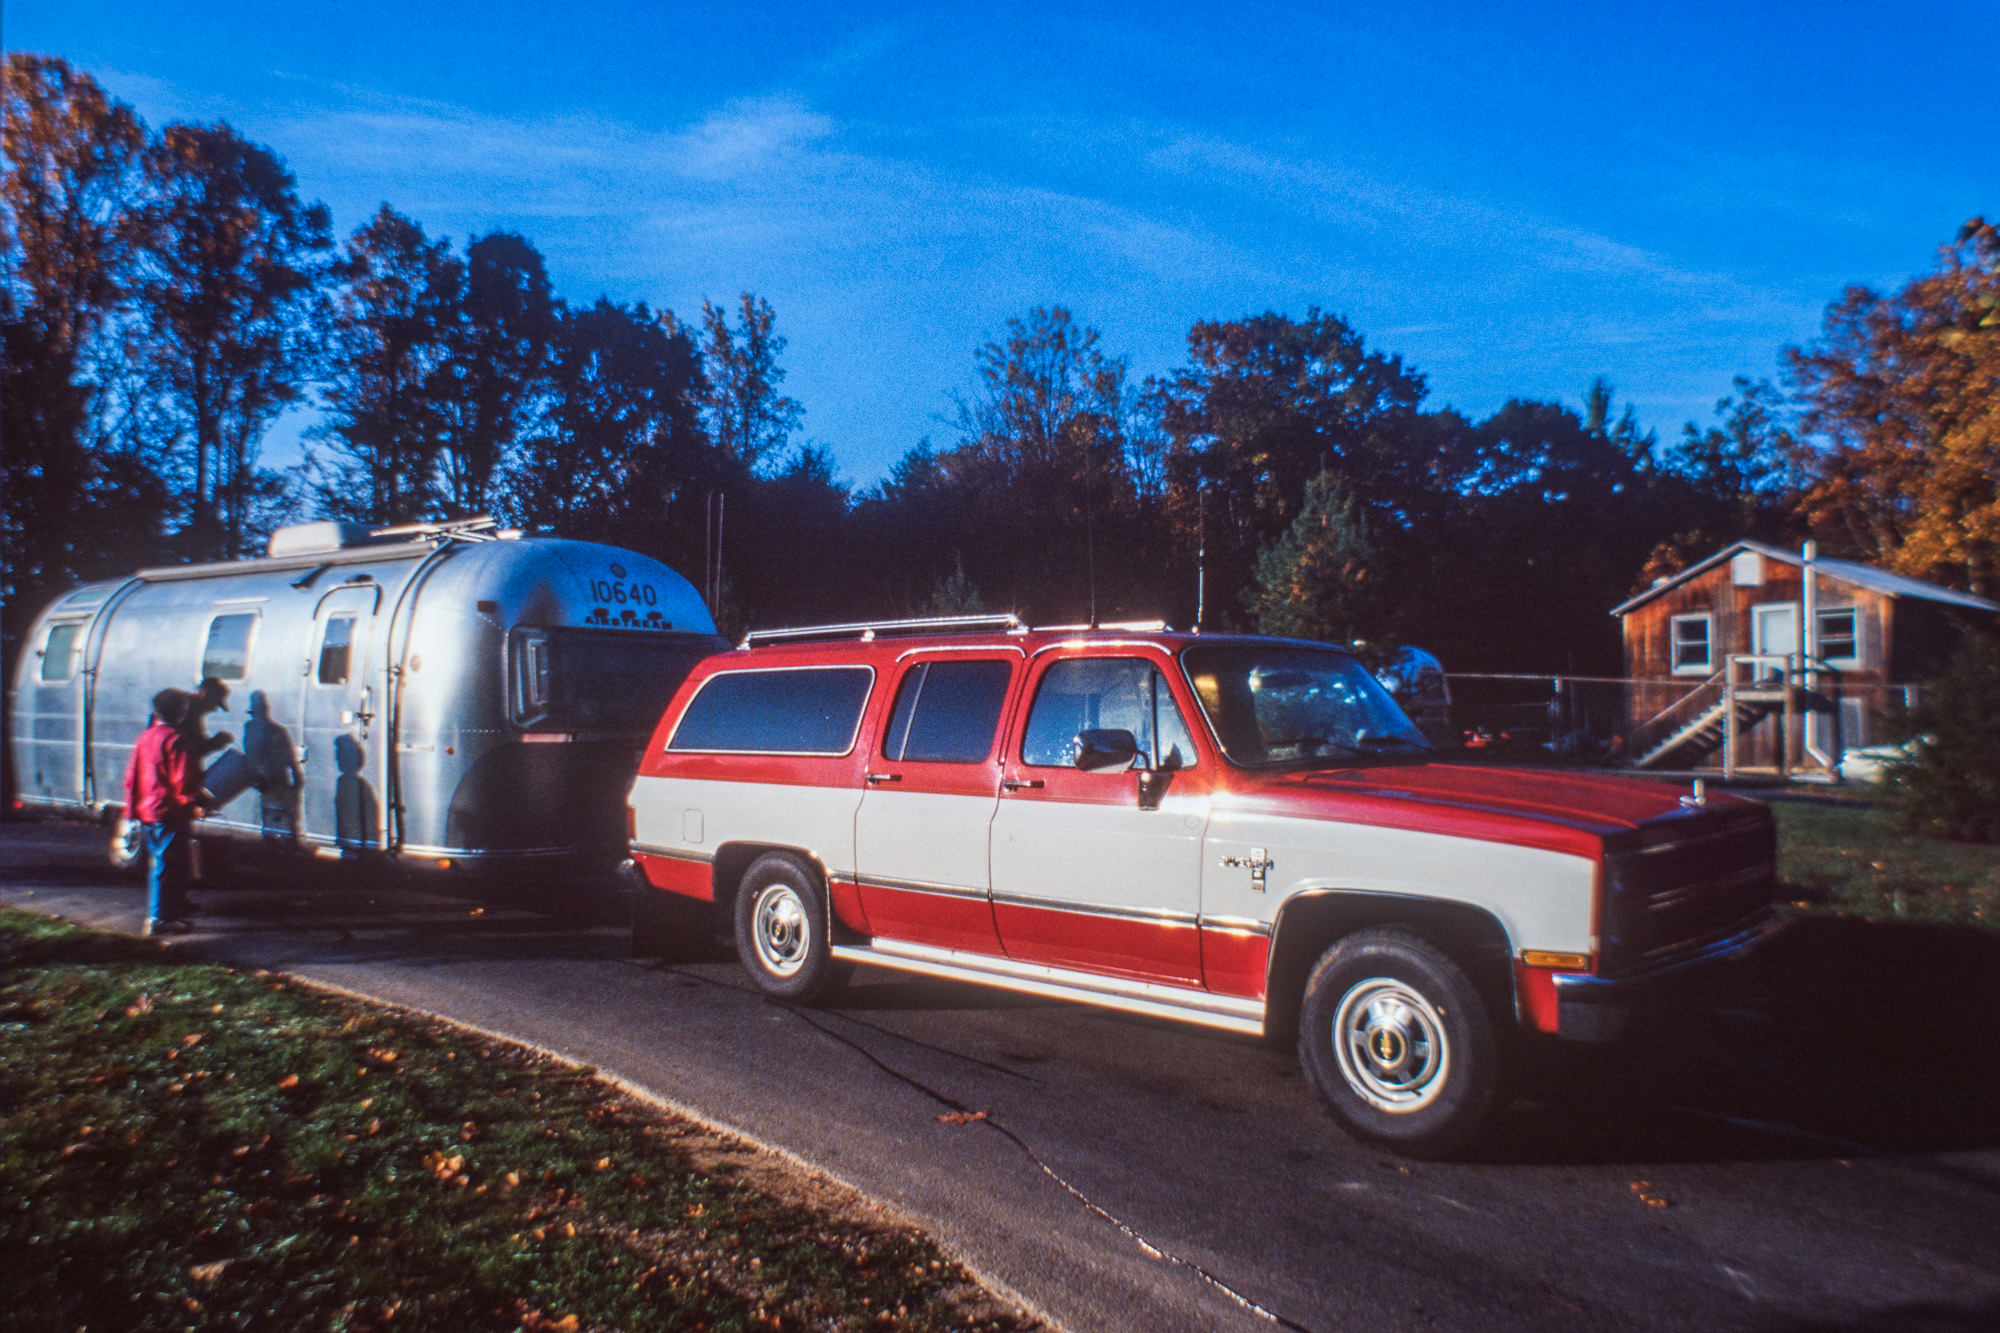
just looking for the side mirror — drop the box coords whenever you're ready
[1072,728,1139,772]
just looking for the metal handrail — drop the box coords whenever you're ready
[1630,669,1726,738]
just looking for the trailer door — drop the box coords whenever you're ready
[299,586,382,851]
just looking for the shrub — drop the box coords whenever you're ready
[1888,629,2000,842]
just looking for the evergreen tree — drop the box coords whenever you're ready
[1245,470,1399,657]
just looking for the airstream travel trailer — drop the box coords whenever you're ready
[9,518,724,878]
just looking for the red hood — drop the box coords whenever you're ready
[1223,762,1758,859]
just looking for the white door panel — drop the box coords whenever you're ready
[856,788,998,892]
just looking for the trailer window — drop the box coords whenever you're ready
[318,616,356,685]
[40,624,81,682]
[202,613,258,681]
[669,668,874,755]
[512,628,719,733]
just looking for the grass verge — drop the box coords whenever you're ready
[0,908,1035,1332]
[1773,799,2000,930]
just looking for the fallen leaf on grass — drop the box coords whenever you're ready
[277,1074,299,1089]
[189,1260,233,1282]
[126,993,152,1015]
[368,1048,400,1063]
[1628,1180,1672,1208]
[423,1151,467,1181]
[468,907,484,917]
[936,1110,988,1125]
[182,1033,203,1046]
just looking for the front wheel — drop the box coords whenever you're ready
[1298,928,1500,1159]
[732,853,844,1002]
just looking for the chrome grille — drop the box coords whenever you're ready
[1601,814,1777,973]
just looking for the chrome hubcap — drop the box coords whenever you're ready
[1332,977,1449,1113]
[752,884,810,976]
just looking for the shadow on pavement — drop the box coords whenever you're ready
[1485,917,2000,1166]
[1752,1295,2000,1332]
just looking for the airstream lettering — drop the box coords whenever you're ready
[10,518,725,877]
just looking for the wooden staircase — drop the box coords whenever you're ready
[1623,655,1820,774]
[1631,693,1781,768]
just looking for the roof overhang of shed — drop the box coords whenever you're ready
[1609,540,2000,617]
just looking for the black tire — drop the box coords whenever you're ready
[1297,928,1500,1160]
[732,852,842,1002]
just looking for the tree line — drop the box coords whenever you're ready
[5,55,1996,680]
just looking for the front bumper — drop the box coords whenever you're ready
[1551,911,1791,1042]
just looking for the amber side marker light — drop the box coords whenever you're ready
[1522,951,1592,971]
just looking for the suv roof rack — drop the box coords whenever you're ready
[741,613,1027,647]
[1035,619,1171,633]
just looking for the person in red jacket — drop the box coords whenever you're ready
[122,688,206,935]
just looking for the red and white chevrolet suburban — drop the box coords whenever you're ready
[626,616,1782,1156]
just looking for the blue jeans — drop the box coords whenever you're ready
[144,821,194,921]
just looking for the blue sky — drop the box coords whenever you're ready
[11,1,1994,485]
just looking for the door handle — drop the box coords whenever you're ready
[865,772,902,784]
[1001,777,1044,791]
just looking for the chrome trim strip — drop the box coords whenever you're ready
[831,939,1265,1035]
[632,843,715,865]
[1197,915,1273,938]
[989,888,1198,925]
[853,873,989,902]
[1028,639,1177,661]
[894,644,1027,661]
[397,841,599,860]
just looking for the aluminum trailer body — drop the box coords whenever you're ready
[9,522,722,876]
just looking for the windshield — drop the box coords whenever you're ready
[1181,643,1431,767]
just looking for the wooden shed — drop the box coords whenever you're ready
[1611,540,1998,772]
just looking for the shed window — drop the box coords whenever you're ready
[1817,608,1860,665]
[201,613,258,681]
[40,623,81,682]
[881,660,1013,764]
[1670,614,1712,674]
[668,668,874,755]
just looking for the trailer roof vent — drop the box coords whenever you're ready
[267,521,399,557]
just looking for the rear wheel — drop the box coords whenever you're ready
[1298,928,1500,1159]
[733,853,844,1002]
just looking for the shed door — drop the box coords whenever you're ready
[298,587,382,850]
[1751,603,1798,681]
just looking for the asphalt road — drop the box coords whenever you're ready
[6,819,1999,1333]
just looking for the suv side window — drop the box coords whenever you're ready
[881,660,1013,764]
[1020,658,1199,769]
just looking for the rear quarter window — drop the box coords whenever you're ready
[668,667,875,755]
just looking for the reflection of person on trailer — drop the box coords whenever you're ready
[241,689,301,841]
[334,733,379,852]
